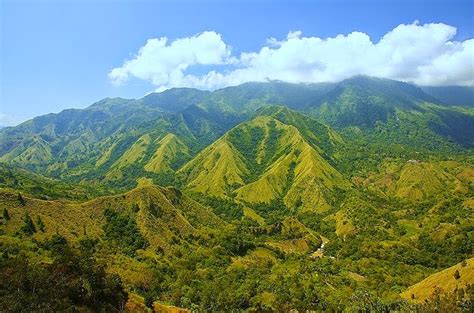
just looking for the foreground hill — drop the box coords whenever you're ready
[0,185,224,252]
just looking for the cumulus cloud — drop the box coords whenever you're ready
[109,22,474,90]
[108,31,234,88]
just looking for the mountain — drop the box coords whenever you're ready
[144,133,190,174]
[0,163,106,200]
[305,76,437,127]
[421,86,474,107]
[0,99,242,187]
[197,81,335,113]
[139,88,210,112]
[179,108,350,212]
[1,77,473,193]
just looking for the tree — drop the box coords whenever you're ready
[144,293,155,311]
[21,212,36,236]
[36,216,45,232]
[454,269,461,280]
[0,236,128,311]
[3,208,10,221]
[18,193,25,206]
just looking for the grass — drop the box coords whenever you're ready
[184,115,352,211]
[242,207,266,226]
[112,134,151,169]
[334,211,355,237]
[126,293,189,313]
[144,133,189,174]
[401,258,474,302]
[0,184,224,252]
[397,219,420,237]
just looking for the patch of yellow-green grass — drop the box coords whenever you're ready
[113,134,151,169]
[126,293,189,313]
[363,173,395,196]
[0,185,224,253]
[242,207,266,226]
[379,240,400,248]
[0,235,51,264]
[397,219,421,237]
[0,189,104,242]
[335,211,355,237]
[136,177,154,187]
[456,167,474,183]
[430,223,457,241]
[346,271,366,282]
[145,133,189,174]
[395,162,457,201]
[463,198,474,209]
[363,160,473,201]
[401,258,474,303]
[266,238,314,255]
[96,142,117,166]
[0,136,53,164]
[231,247,277,268]
[106,253,155,288]
[250,291,277,309]
[178,139,249,198]
[105,168,123,180]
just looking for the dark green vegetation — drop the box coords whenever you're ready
[1,77,473,311]
[1,235,128,312]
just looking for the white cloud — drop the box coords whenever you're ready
[109,22,474,90]
[108,31,234,88]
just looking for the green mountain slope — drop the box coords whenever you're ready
[0,184,224,252]
[144,133,190,173]
[401,258,474,303]
[421,86,474,107]
[178,138,250,197]
[360,160,474,201]
[179,110,350,211]
[0,163,105,200]
[1,77,472,185]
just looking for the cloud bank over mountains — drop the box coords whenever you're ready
[109,22,474,90]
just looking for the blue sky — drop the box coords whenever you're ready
[1,0,473,126]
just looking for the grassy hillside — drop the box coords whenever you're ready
[360,160,474,202]
[145,133,190,174]
[401,258,474,302]
[0,185,224,251]
[179,112,349,212]
[0,163,106,200]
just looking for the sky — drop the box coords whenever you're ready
[1,0,473,126]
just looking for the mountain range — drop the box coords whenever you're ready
[1,76,473,311]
